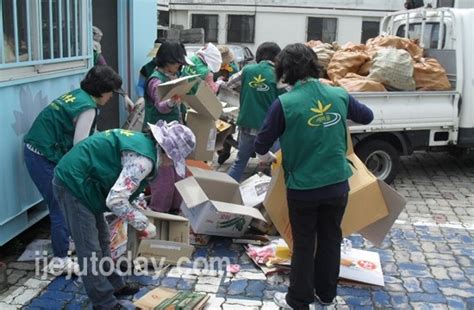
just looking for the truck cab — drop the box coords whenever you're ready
[350,7,474,183]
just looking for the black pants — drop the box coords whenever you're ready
[286,195,348,309]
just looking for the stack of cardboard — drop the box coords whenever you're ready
[134,287,209,310]
[156,76,223,161]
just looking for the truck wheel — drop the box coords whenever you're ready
[355,140,400,184]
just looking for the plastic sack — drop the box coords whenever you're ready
[336,73,387,92]
[413,58,451,91]
[327,50,370,81]
[366,35,423,61]
[368,48,416,91]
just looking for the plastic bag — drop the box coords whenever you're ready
[368,48,416,91]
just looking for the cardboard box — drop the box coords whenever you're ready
[186,111,217,161]
[175,167,266,237]
[127,210,194,265]
[183,82,223,120]
[134,287,209,310]
[156,75,199,101]
[263,149,406,250]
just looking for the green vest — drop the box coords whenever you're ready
[143,70,182,130]
[181,55,210,94]
[24,88,97,163]
[237,61,280,129]
[279,79,353,190]
[54,129,158,214]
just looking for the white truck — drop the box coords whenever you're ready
[350,7,473,183]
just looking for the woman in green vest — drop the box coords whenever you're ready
[255,44,374,309]
[181,42,222,94]
[23,65,122,275]
[144,41,195,213]
[227,42,283,181]
[52,122,196,310]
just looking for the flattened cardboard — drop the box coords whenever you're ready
[157,75,199,101]
[186,111,217,161]
[358,180,406,246]
[134,287,177,309]
[340,248,384,286]
[264,149,404,250]
[183,82,223,120]
[175,167,266,237]
[136,239,194,265]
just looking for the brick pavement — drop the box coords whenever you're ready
[0,151,473,309]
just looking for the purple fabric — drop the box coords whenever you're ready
[148,164,183,213]
[149,120,196,178]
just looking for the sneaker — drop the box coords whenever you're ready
[273,292,292,309]
[273,292,316,310]
[113,282,140,297]
[315,294,346,307]
[44,257,80,276]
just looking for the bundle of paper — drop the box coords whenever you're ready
[153,291,209,310]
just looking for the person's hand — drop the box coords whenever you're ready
[134,97,145,110]
[256,151,277,164]
[124,95,135,113]
[171,94,182,105]
[138,223,156,239]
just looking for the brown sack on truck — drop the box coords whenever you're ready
[327,50,370,81]
[336,73,387,92]
[413,58,451,91]
[366,35,423,61]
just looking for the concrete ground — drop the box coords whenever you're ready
[0,150,473,309]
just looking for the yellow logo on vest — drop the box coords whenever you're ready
[249,74,270,92]
[60,94,76,103]
[307,100,341,127]
[104,129,135,137]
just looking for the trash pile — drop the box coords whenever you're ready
[306,35,452,92]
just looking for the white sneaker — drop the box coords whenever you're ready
[274,292,316,309]
[44,257,80,276]
[315,294,346,308]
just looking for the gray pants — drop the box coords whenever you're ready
[53,177,125,309]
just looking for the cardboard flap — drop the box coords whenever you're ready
[347,153,378,192]
[175,176,209,209]
[141,209,189,222]
[157,75,199,101]
[212,201,266,222]
[188,167,242,204]
[183,82,223,120]
[188,167,237,184]
[359,180,406,246]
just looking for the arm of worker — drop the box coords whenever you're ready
[147,77,180,114]
[73,109,96,145]
[224,69,243,90]
[254,98,286,160]
[105,151,153,232]
[347,94,374,124]
[136,73,146,98]
[204,72,220,94]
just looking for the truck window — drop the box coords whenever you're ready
[396,23,445,48]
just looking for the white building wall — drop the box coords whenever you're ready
[337,16,363,44]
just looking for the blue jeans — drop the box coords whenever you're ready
[53,178,125,309]
[228,128,279,182]
[23,145,69,258]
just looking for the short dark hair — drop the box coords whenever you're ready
[275,43,321,86]
[256,42,281,63]
[80,65,122,97]
[154,41,187,68]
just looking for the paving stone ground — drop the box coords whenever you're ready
[1,151,473,309]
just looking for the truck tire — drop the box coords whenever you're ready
[355,140,400,184]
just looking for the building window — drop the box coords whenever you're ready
[191,14,218,42]
[361,21,380,44]
[227,15,255,43]
[437,0,455,7]
[307,17,337,43]
[1,0,90,83]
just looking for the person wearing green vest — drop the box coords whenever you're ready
[227,42,283,181]
[144,41,192,129]
[144,41,195,213]
[23,65,122,275]
[52,122,196,310]
[181,42,222,94]
[255,44,374,309]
